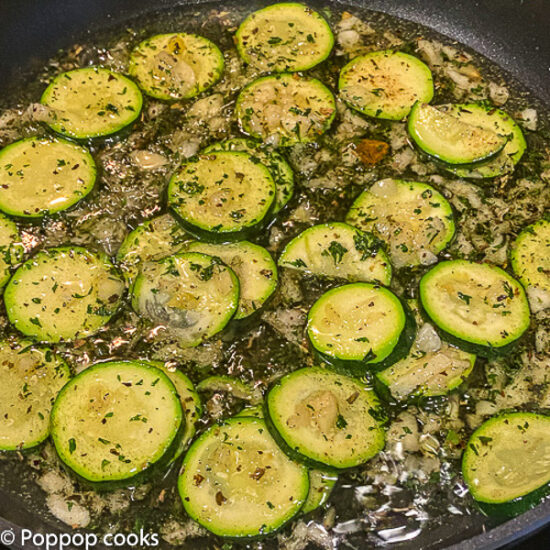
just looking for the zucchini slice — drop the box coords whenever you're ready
[265,367,385,469]
[178,417,309,538]
[117,214,190,284]
[346,178,455,269]
[197,375,263,404]
[462,412,550,510]
[0,213,23,289]
[0,339,70,451]
[302,469,338,514]
[5,246,125,343]
[339,50,434,120]
[203,138,294,214]
[278,222,391,285]
[41,67,143,139]
[131,252,239,347]
[443,103,526,179]
[236,74,336,147]
[129,33,224,101]
[377,301,475,400]
[510,219,550,310]
[186,241,277,320]
[235,3,334,72]
[139,360,202,459]
[419,260,530,355]
[167,151,276,241]
[0,137,96,218]
[235,404,264,418]
[307,283,406,365]
[51,360,183,485]
[408,102,507,165]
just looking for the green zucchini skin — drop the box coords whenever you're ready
[313,299,416,377]
[369,300,417,371]
[167,151,276,242]
[178,417,309,538]
[186,240,278,320]
[4,246,125,343]
[443,103,527,179]
[137,360,202,461]
[264,367,385,470]
[169,211,273,244]
[408,102,508,166]
[129,33,224,100]
[339,50,434,120]
[235,3,334,73]
[307,283,410,373]
[301,469,338,514]
[40,67,143,140]
[50,360,184,490]
[462,412,550,518]
[415,312,525,360]
[419,260,531,358]
[203,138,294,214]
[0,137,97,218]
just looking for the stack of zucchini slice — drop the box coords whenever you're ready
[0,0,547,540]
[407,102,526,178]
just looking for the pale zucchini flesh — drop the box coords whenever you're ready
[203,138,294,214]
[0,213,23,288]
[236,74,336,146]
[307,283,406,363]
[50,361,183,484]
[4,246,125,343]
[186,241,277,320]
[266,367,385,469]
[0,340,70,451]
[131,251,239,347]
[178,417,309,537]
[339,50,434,120]
[346,178,455,269]
[117,214,190,284]
[278,222,391,285]
[41,67,143,139]
[408,102,507,165]
[235,3,334,72]
[129,33,224,100]
[463,413,550,504]
[0,137,96,218]
[167,151,276,239]
[419,260,531,351]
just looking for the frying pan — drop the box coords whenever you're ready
[0,0,549,549]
